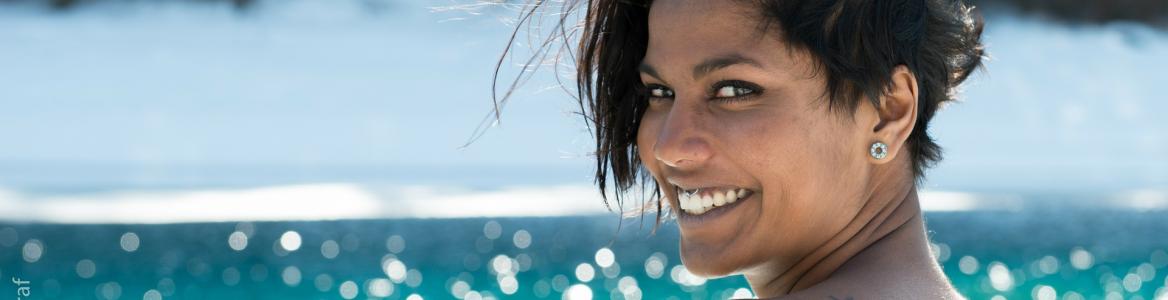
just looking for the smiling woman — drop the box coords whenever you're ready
[496,0,984,298]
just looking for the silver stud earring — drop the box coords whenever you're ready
[870,142,888,160]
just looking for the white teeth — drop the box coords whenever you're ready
[679,189,694,210]
[679,187,752,215]
[713,192,726,207]
[690,205,703,214]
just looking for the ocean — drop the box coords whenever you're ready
[3,202,1168,299]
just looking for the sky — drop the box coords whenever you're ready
[0,1,1164,192]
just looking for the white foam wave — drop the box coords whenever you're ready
[1,185,1163,223]
[919,191,1024,212]
[0,183,611,224]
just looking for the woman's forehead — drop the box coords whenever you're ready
[647,0,760,40]
[643,1,801,79]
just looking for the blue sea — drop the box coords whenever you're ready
[3,202,1168,299]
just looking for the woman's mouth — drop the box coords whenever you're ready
[676,186,755,216]
[670,184,759,244]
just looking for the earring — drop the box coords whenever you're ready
[870,142,888,160]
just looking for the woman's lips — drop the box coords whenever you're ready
[677,187,755,215]
[668,183,756,227]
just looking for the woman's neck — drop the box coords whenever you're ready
[745,175,926,298]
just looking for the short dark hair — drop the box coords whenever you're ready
[495,0,985,215]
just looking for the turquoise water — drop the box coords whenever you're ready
[3,209,1167,299]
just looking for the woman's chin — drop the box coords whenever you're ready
[678,240,744,278]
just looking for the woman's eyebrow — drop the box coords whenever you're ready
[638,63,663,81]
[638,53,763,81]
[691,53,762,80]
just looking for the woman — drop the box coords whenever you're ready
[498,0,984,298]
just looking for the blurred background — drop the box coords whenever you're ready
[0,0,1165,299]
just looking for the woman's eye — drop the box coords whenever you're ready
[714,84,755,98]
[647,86,674,99]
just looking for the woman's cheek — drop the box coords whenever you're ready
[637,112,664,170]
[726,111,792,165]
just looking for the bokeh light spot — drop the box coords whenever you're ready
[387,235,406,254]
[76,259,97,279]
[119,232,140,252]
[574,263,595,282]
[339,280,359,299]
[563,284,592,300]
[595,247,615,268]
[22,239,43,263]
[483,221,502,240]
[282,266,302,287]
[512,229,532,249]
[280,231,302,252]
[228,231,248,251]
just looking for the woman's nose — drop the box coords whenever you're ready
[652,106,713,169]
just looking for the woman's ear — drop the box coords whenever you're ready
[870,65,919,164]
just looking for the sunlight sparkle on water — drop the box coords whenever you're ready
[281,266,301,287]
[406,269,423,287]
[1036,255,1059,275]
[314,274,333,292]
[321,240,340,259]
[959,256,979,275]
[76,259,96,279]
[671,265,707,287]
[119,232,139,252]
[563,284,592,300]
[491,254,515,276]
[602,262,621,279]
[644,252,667,279]
[222,267,241,286]
[1070,247,1095,270]
[483,221,502,240]
[618,275,642,299]
[387,235,406,254]
[143,289,162,300]
[574,263,595,282]
[383,257,407,283]
[988,262,1014,292]
[732,288,755,298]
[1032,284,1057,300]
[22,239,43,263]
[367,278,394,297]
[280,231,302,252]
[513,229,532,249]
[499,275,519,295]
[339,280,358,299]
[228,231,249,251]
[450,280,470,299]
[595,247,615,268]
[1123,273,1142,292]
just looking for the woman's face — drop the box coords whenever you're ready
[637,0,879,277]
